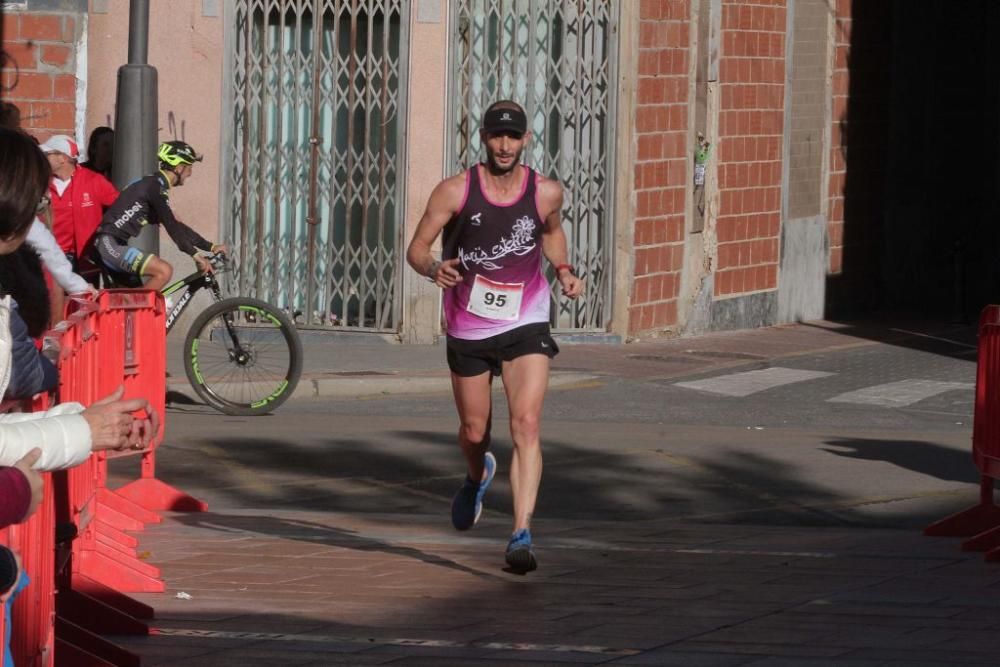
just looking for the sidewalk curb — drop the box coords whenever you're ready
[167,370,602,403]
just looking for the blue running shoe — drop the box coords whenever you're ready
[451,452,496,531]
[505,528,537,573]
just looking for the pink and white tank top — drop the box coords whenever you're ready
[442,164,550,340]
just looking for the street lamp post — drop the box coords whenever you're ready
[112,0,159,255]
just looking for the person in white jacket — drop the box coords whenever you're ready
[27,218,93,297]
[28,215,96,329]
[0,127,158,470]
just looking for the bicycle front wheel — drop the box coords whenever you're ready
[183,297,303,416]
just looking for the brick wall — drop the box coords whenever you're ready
[0,9,79,136]
[629,0,691,335]
[714,0,786,298]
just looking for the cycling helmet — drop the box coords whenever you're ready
[157,140,202,168]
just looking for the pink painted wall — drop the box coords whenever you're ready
[86,1,225,257]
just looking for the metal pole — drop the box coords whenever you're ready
[127,0,150,64]
[112,0,159,255]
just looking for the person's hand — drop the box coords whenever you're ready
[13,448,43,521]
[69,285,99,299]
[432,258,463,289]
[558,270,584,299]
[194,254,213,275]
[82,386,158,452]
[211,243,229,256]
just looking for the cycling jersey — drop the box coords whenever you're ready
[96,171,213,257]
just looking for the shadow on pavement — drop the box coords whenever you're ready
[133,429,977,533]
[803,320,978,362]
[823,437,979,485]
[172,511,503,582]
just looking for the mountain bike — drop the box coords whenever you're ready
[101,253,303,416]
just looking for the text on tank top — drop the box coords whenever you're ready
[441,164,551,340]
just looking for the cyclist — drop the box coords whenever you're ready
[92,140,226,291]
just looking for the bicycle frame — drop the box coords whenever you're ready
[161,269,224,333]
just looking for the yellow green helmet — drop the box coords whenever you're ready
[157,140,202,168]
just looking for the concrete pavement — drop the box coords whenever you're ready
[167,318,969,400]
[111,318,1000,666]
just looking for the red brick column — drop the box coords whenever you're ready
[629,0,691,335]
[714,0,786,298]
[1,10,78,136]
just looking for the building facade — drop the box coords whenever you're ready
[2,0,877,342]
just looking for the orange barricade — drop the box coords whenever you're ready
[1,395,56,667]
[59,292,165,598]
[925,305,1000,560]
[1,288,206,666]
[100,290,204,514]
[50,293,149,667]
[57,290,206,665]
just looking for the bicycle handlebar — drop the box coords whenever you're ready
[195,251,229,270]
[208,252,229,266]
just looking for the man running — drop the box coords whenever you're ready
[406,100,583,573]
[93,141,225,291]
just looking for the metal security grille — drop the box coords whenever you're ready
[448,0,618,331]
[228,0,408,330]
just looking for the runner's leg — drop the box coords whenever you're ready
[450,371,493,482]
[500,353,549,532]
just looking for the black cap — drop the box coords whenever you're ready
[482,106,527,136]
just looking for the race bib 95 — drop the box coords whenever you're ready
[467,274,523,321]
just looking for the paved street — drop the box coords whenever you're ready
[105,320,1000,666]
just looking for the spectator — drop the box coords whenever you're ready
[0,248,50,339]
[0,542,25,667]
[0,103,20,131]
[0,449,41,529]
[39,134,117,280]
[0,130,157,654]
[0,546,18,597]
[0,290,57,400]
[26,212,95,300]
[0,105,94,319]
[81,126,114,181]
[0,127,159,454]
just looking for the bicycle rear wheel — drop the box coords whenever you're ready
[183,297,303,416]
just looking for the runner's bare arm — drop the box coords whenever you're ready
[406,175,466,287]
[538,179,583,298]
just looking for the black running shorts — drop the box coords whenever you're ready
[446,322,559,377]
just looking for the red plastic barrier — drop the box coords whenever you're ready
[0,395,55,667]
[58,292,164,598]
[1,288,206,666]
[101,290,204,514]
[62,292,204,596]
[7,474,56,667]
[925,307,1000,560]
